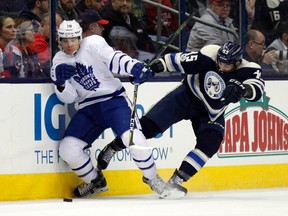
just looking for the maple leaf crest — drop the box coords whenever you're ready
[74,62,100,91]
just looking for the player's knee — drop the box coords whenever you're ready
[121,129,147,147]
[140,116,162,139]
[120,129,152,160]
[195,129,223,158]
[58,136,88,163]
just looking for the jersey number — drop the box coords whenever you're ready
[185,52,198,62]
[269,10,280,22]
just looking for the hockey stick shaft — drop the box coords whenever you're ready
[128,83,140,148]
[128,12,194,149]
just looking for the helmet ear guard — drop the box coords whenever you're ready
[57,20,83,43]
[217,41,243,65]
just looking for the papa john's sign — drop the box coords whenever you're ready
[218,92,288,158]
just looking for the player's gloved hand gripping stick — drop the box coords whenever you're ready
[128,12,195,149]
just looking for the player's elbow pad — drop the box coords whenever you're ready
[55,82,77,104]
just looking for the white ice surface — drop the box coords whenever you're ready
[1,188,288,216]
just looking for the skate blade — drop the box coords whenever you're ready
[93,186,109,195]
[74,186,109,198]
[160,188,187,199]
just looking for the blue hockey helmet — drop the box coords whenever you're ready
[217,41,243,64]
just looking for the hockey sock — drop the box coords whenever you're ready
[174,169,191,182]
[111,136,126,151]
[179,148,209,181]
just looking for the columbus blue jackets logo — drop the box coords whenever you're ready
[74,63,100,91]
[204,71,225,99]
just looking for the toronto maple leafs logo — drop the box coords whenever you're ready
[74,63,100,91]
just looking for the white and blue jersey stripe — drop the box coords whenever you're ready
[52,35,140,109]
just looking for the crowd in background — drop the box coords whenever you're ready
[0,0,287,79]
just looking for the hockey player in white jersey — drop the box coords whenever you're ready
[51,19,186,199]
[97,41,265,196]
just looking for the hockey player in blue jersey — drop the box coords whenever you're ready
[97,41,265,196]
[51,20,186,199]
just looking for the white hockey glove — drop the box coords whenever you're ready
[221,79,247,106]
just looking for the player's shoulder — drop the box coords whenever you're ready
[54,50,74,59]
[53,51,65,62]
[53,50,75,64]
[81,35,106,45]
[199,44,220,61]
[239,59,261,70]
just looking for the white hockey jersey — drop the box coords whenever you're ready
[51,35,140,109]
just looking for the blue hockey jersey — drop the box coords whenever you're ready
[162,44,265,121]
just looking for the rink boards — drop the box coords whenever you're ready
[0,81,288,201]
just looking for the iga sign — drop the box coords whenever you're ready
[218,93,288,158]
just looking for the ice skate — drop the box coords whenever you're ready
[74,170,108,197]
[143,174,186,199]
[166,169,188,199]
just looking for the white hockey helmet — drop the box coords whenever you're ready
[58,20,82,42]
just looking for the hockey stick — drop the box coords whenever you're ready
[128,82,142,149]
[128,12,195,150]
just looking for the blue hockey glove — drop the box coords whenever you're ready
[51,64,76,86]
[221,79,247,106]
[130,62,154,84]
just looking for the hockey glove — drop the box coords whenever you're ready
[221,79,247,106]
[51,64,76,86]
[150,59,165,73]
[130,62,154,84]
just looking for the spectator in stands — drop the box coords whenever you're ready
[243,29,277,76]
[14,20,44,77]
[103,0,110,6]
[186,0,238,52]
[28,12,63,77]
[15,0,49,31]
[251,0,288,46]
[130,0,147,25]
[0,0,26,18]
[76,0,105,13]
[57,0,80,20]
[231,0,255,30]
[0,15,24,78]
[101,0,154,57]
[145,0,179,38]
[78,9,108,37]
[170,0,205,18]
[245,0,256,30]
[195,0,208,17]
[266,20,288,75]
[171,0,202,27]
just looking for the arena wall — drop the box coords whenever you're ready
[1,81,288,201]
